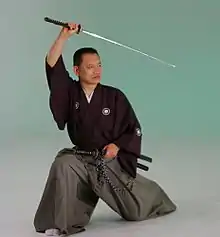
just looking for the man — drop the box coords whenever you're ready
[33,22,176,236]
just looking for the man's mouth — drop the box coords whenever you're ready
[93,76,100,79]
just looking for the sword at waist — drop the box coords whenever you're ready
[72,147,152,172]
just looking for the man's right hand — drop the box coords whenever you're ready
[46,22,81,67]
[59,22,81,40]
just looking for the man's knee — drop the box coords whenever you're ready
[51,149,79,172]
[122,208,148,222]
[123,214,142,222]
[51,149,87,180]
[53,153,73,168]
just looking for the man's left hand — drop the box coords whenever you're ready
[103,143,119,159]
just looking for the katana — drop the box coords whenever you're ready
[73,148,152,172]
[44,17,176,68]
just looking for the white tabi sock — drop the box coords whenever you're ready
[45,229,60,236]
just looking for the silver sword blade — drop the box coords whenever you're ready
[82,29,176,68]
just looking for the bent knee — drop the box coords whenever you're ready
[54,154,73,166]
[123,212,144,221]
[122,207,146,222]
[52,149,79,171]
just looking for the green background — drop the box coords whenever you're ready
[1,1,220,231]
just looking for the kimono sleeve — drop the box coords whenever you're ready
[45,55,73,130]
[113,89,142,177]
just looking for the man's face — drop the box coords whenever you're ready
[73,53,102,85]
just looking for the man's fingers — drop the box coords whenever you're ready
[103,148,111,158]
[68,23,78,30]
[104,150,116,159]
[102,144,117,158]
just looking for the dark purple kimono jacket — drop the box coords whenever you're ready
[46,55,142,178]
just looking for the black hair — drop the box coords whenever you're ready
[73,47,99,66]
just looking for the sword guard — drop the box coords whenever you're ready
[77,24,81,34]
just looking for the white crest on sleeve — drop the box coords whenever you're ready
[102,108,110,116]
[75,102,79,109]
[135,128,142,136]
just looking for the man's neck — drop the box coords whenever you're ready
[80,82,98,96]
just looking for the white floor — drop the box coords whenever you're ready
[1,137,220,237]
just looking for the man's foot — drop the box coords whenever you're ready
[45,229,60,236]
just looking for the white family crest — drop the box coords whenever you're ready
[75,102,79,109]
[102,108,110,116]
[136,128,142,136]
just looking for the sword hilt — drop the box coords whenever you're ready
[44,17,81,34]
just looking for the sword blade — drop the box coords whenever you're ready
[82,30,176,68]
[44,17,176,68]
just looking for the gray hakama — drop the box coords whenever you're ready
[33,148,176,236]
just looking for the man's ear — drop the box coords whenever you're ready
[73,66,79,76]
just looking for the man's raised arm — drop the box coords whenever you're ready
[46,22,79,67]
[45,22,80,130]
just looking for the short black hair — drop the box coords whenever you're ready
[73,47,99,66]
